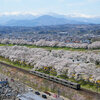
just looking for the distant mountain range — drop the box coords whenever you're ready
[0,14,100,26]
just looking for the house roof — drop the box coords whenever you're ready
[17,92,45,100]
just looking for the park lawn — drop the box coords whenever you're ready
[0,44,14,46]
[25,45,86,51]
[0,43,87,51]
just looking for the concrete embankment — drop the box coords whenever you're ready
[0,62,99,100]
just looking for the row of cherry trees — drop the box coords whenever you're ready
[0,45,100,82]
[0,39,100,49]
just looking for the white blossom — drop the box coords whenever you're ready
[0,45,99,82]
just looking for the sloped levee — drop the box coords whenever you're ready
[0,63,99,100]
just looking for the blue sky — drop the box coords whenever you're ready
[0,0,100,17]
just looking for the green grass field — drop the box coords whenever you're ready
[0,43,87,51]
[0,44,14,46]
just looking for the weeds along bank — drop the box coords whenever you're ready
[0,64,99,100]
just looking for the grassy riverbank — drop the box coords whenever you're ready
[0,43,87,51]
[57,75,100,93]
[0,56,32,71]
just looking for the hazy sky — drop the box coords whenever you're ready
[0,0,100,17]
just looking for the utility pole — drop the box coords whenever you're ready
[57,88,60,98]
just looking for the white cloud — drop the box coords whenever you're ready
[0,11,39,16]
[3,0,22,2]
[58,0,65,2]
[0,11,99,18]
[65,13,97,18]
[87,0,100,2]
